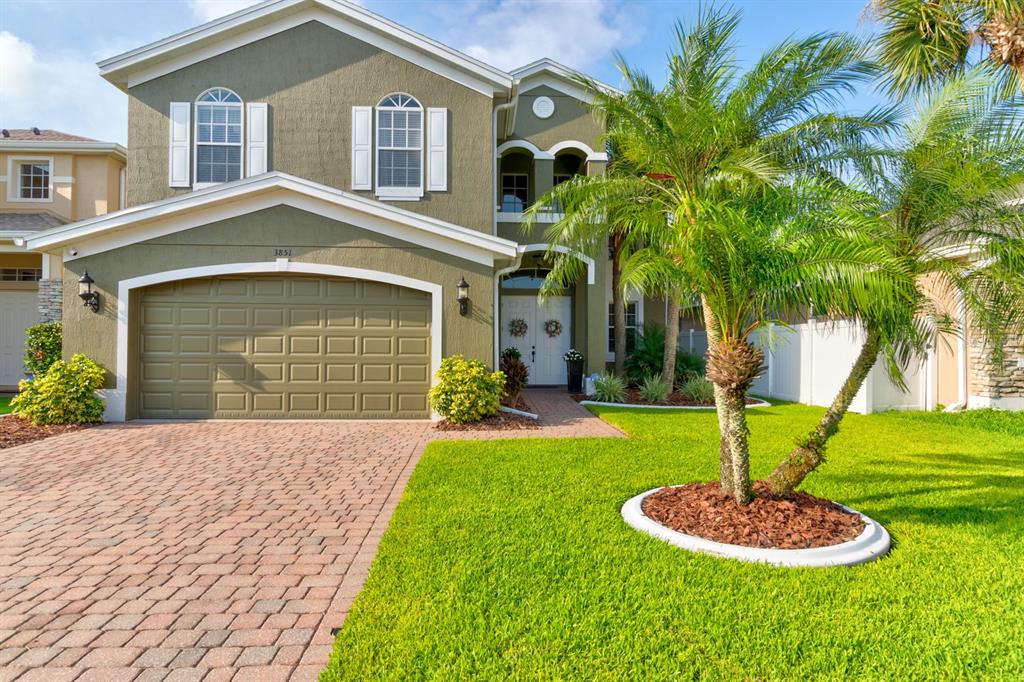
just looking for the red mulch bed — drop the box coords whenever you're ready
[434,411,540,431]
[572,389,761,407]
[642,481,865,549]
[0,415,92,449]
[434,396,539,431]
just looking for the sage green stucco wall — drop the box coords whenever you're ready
[62,206,495,397]
[126,21,493,232]
[504,85,604,153]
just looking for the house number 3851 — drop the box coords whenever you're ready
[274,248,293,257]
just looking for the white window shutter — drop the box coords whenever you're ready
[427,107,447,192]
[351,106,373,190]
[168,102,191,188]
[246,102,268,177]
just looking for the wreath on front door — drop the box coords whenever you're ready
[509,318,529,337]
[544,319,563,338]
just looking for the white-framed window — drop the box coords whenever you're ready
[194,87,243,187]
[501,174,529,213]
[376,93,423,199]
[608,301,639,354]
[7,157,53,202]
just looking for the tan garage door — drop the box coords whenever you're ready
[138,275,432,419]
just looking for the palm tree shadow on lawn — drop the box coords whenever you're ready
[834,451,1023,529]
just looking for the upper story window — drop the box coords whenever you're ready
[7,158,52,202]
[376,93,422,198]
[501,174,529,213]
[195,88,243,186]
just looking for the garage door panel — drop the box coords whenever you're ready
[139,274,431,419]
[254,308,285,327]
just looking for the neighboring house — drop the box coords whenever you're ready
[19,0,631,421]
[0,128,126,390]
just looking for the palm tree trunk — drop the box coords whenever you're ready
[719,382,753,505]
[705,337,762,506]
[611,236,626,378]
[662,295,680,388]
[763,327,882,495]
[701,298,734,495]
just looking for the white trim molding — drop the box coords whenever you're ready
[496,139,552,160]
[110,261,443,422]
[5,156,55,203]
[22,172,519,267]
[495,139,607,162]
[511,58,622,100]
[517,243,595,285]
[547,140,607,162]
[0,140,126,160]
[967,395,1024,411]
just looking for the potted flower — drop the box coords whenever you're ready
[564,349,585,393]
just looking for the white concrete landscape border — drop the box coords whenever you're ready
[622,486,891,568]
[580,398,772,409]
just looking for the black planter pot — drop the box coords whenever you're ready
[566,359,584,393]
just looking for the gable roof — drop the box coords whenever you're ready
[511,58,622,102]
[19,172,519,266]
[98,0,514,97]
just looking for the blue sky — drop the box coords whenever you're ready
[0,0,884,145]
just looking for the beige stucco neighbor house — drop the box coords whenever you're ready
[18,0,639,420]
[0,129,126,390]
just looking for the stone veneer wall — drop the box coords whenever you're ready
[969,333,1024,401]
[38,279,63,323]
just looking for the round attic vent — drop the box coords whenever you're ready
[532,96,555,119]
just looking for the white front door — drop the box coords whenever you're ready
[0,290,39,387]
[500,295,572,385]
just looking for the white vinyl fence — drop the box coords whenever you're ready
[681,321,928,414]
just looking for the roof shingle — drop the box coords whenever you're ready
[0,128,98,142]
[0,212,68,233]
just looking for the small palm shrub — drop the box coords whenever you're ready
[593,372,627,403]
[12,353,106,425]
[624,322,705,386]
[499,354,529,407]
[24,322,62,376]
[638,374,671,404]
[428,355,505,424]
[680,374,715,404]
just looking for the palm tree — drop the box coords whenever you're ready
[765,71,1024,495]
[871,0,1024,97]
[530,5,900,503]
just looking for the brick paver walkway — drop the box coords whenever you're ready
[0,391,618,681]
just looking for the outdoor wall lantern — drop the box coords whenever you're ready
[456,276,470,316]
[78,271,100,312]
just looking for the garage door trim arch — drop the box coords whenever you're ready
[111,260,443,421]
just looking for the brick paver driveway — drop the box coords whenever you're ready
[0,391,619,681]
[0,421,431,681]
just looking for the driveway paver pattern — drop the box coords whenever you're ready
[0,390,619,680]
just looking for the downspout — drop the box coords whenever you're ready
[492,83,519,368]
[944,294,969,412]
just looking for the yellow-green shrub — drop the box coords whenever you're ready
[428,355,505,424]
[11,353,106,425]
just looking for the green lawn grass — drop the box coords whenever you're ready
[0,396,12,415]
[323,405,1024,680]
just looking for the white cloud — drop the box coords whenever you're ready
[0,31,127,145]
[435,0,639,72]
[187,0,263,23]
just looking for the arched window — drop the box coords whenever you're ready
[195,88,243,186]
[376,93,422,198]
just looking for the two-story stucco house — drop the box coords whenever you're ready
[20,0,656,420]
[0,128,126,390]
